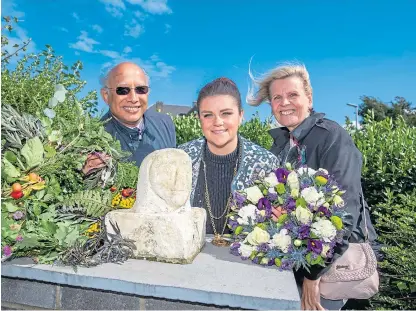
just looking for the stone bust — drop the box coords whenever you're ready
[132,148,192,214]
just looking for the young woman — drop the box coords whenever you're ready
[178,77,279,246]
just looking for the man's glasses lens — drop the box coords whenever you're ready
[115,86,149,95]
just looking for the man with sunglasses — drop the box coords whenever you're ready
[83,62,176,172]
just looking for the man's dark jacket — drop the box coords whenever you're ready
[102,109,176,167]
[269,113,377,280]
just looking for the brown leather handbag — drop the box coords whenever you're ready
[319,189,380,300]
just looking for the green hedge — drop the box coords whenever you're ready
[349,116,416,309]
[172,112,274,149]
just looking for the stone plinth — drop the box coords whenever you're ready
[1,238,301,310]
[105,208,206,263]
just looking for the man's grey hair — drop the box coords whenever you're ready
[99,63,150,89]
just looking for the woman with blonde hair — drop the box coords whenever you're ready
[247,62,377,310]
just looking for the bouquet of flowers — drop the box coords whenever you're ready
[228,164,348,272]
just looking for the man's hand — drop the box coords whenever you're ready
[271,206,287,222]
[301,277,324,310]
[82,152,111,175]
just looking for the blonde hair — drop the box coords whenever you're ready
[246,60,312,106]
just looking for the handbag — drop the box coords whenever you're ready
[319,188,380,300]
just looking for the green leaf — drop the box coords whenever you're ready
[2,158,20,178]
[64,227,81,247]
[35,190,45,200]
[3,202,18,213]
[41,220,58,235]
[4,151,17,164]
[44,145,57,158]
[20,136,44,169]
[15,236,40,249]
[296,198,307,208]
[234,225,243,235]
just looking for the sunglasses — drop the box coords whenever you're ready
[107,86,150,96]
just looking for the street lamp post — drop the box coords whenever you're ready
[347,103,359,129]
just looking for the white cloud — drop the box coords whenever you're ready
[150,54,159,61]
[134,10,146,20]
[92,24,103,33]
[124,20,144,38]
[99,50,121,59]
[72,12,80,20]
[164,23,171,34]
[126,0,172,15]
[59,27,69,32]
[69,31,100,53]
[123,46,132,54]
[99,0,126,17]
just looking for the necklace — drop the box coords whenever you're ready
[201,146,241,247]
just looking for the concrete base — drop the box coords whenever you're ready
[1,237,301,310]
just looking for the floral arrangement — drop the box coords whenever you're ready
[1,86,137,266]
[228,164,348,272]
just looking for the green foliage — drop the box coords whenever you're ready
[370,190,416,310]
[58,190,113,218]
[114,162,139,189]
[350,115,416,208]
[359,95,416,127]
[172,114,203,146]
[239,113,274,150]
[350,114,416,309]
[172,112,274,149]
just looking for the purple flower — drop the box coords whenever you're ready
[233,192,246,207]
[230,242,241,257]
[15,235,23,242]
[317,206,332,217]
[284,198,296,213]
[257,198,272,218]
[2,245,12,257]
[266,192,278,201]
[228,218,239,231]
[252,257,260,264]
[280,259,294,270]
[275,168,290,184]
[13,211,24,220]
[298,224,311,239]
[257,243,271,253]
[308,240,323,255]
[300,178,313,189]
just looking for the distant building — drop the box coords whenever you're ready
[148,101,197,117]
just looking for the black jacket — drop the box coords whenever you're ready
[102,109,176,167]
[269,113,377,280]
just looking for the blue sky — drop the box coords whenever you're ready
[3,0,416,125]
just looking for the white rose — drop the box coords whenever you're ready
[295,206,313,224]
[246,227,270,246]
[264,173,279,187]
[272,229,292,253]
[318,168,329,175]
[245,186,264,204]
[333,195,345,207]
[237,204,257,225]
[321,244,331,258]
[301,187,325,207]
[287,171,300,190]
[297,167,317,176]
[239,243,254,258]
[311,219,337,242]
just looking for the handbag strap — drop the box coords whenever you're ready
[360,185,369,242]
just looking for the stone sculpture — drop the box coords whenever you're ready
[105,148,207,264]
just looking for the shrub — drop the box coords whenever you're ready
[371,190,416,309]
[350,116,416,208]
[348,115,416,310]
[172,112,274,149]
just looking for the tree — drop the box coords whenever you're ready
[359,95,416,127]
